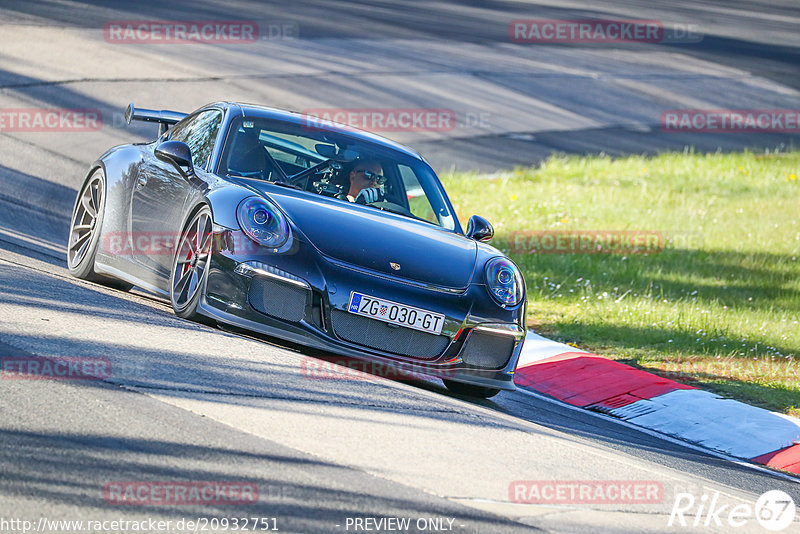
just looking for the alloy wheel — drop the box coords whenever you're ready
[68,173,103,268]
[172,209,213,310]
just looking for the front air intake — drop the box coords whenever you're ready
[248,276,309,322]
[459,331,516,370]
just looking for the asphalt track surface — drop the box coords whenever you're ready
[0,1,799,533]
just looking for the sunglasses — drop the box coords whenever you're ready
[357,170,387,185]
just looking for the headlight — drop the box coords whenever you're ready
[485,257,524,307]
[236,197,290,248]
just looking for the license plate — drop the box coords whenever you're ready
[347,292,445,335]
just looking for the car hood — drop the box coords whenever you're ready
[262,186,477,289]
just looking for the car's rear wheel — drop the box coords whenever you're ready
[443,379,502,399]
[67,169,133,291]
[170,206,214,323]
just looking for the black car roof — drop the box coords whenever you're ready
[216,102,425,162]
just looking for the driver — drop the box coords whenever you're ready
[344,159,385,204]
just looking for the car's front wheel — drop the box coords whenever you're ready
[443,379,502,399]
[67,169,133,291]
[170,206,214,323]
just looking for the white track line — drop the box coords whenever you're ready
[514,387,800,484]
[607,389,800,459]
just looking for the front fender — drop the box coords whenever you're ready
[205,186,253,229]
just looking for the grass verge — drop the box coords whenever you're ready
[442,150,800,416]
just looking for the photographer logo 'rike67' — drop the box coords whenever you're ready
[669,490,796,531]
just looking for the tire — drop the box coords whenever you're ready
[169,206,214,324]
[67,169,133,291]
[443,379,502,399]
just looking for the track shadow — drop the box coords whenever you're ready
[0,424,532,533]
[1,243,796,496]
[0,164,76,267]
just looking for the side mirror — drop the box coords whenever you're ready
[466,215,494,242]
[155,140,194,177]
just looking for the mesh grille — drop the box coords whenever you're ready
[330,310,450,360]
[460,331,516,370]
[248,277,308,322]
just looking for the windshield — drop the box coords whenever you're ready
[218,117,457,231]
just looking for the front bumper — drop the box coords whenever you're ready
[200,228,526,391]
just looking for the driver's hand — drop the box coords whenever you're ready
[354,187,384,204]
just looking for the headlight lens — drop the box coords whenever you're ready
[236,197,289,248]
[485,257,524,306]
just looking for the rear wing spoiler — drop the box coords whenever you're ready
[124,103,187,136]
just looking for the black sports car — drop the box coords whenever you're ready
[67,102,526,398]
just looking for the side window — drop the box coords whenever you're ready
[397,164,456,230]
[398,165,436,223]
[168,110,223,169]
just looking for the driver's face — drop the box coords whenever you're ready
[350,162,383,188]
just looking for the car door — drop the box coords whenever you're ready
[129,109,223,289]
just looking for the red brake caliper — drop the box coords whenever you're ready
[182,237,194,276]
